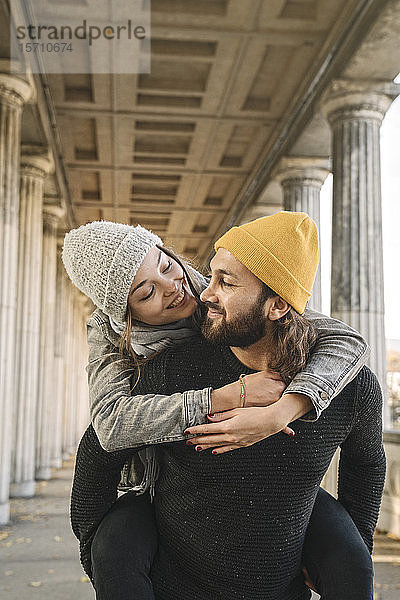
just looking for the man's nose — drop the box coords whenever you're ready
[200,285,216,303]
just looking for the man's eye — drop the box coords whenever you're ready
[162,260,172,273]
[221,280,234,287]
[141,286,155,301]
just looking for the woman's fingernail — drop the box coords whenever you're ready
[208,414,215,418]
[290,431,295,437]
[195,446,202,452]
[186,440,192,445]
[212,450,218,455]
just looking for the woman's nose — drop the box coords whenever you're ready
[163,277,179,296]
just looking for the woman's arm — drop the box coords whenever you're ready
[88,310,286,451]
[283,308,370,420]
[186,309,370,451]
[88,310,210,451]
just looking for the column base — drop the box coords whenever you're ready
[35,466,51,480]
[0,501,10,525]
[9,480,36,498]
[63,450,74,460]
[50,457,63,469]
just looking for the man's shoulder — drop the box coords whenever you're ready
[339,365,383,418]
[352,365,381,394]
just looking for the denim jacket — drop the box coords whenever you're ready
[86,307,369,457]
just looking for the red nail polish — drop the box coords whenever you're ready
[212,450,218,455]
[208,414,214,418]
[186,440,192,445]
[290,432,295,437]
[196,446,202,452]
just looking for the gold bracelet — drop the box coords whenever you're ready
[239,374,247,408]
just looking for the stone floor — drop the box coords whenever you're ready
[0,459,399,599]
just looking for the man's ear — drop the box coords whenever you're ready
[266,296,291,321]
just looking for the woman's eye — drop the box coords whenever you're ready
[162,260,172,273]
[141,286,155,301]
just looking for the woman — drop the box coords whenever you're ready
[63,219,373,599]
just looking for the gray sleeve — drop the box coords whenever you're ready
[283,308,370,421]
[87,314,211,451]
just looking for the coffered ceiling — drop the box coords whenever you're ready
[2,0,399,264]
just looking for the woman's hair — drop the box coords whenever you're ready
[260,283,317,384]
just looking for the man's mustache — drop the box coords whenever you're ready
[202,301,226,316]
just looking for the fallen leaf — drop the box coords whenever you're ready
[29,581,42,587]
[48,569,55,574]
[5,570,13,576]
[16,537,25,544]
[25,538,32,543]
[80,576,90,583]
[52,554,59,560]
[0,532,10,541]
[54,536,63,542]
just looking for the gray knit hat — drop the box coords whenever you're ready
[62,221,162,322]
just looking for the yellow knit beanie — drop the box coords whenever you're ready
[214,211,319,314]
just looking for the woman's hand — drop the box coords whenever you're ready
[184,393,313,454]
[210,371,286,413]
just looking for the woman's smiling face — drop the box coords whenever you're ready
[127,247,198,325]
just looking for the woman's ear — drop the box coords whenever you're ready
[266,296,291,321]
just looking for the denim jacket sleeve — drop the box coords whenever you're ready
[283,308,370,421]
[87,309,211,451]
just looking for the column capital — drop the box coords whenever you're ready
[275,156,331,189]
[43,204,65,228]
[21,146,54,179]
[321,79,399,125]
[0,62,33,107]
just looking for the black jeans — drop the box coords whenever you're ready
[91,487,373,600]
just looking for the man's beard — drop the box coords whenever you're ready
[201,293,268,348]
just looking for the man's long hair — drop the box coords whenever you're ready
[260,283,317,384]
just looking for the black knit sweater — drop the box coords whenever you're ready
[71,337,386,600]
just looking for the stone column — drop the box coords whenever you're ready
[322,80,396,421]
[36,205,64,480]
[10,148,53,497]
[275,157,330,312]
[75,296,90,445]
[51,249,67,469]
[62,278,78,458]
[0,70,32,523]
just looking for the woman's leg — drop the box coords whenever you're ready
[91,491,158,600]
[302,487,373,600]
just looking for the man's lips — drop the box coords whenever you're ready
[205,304,224,318]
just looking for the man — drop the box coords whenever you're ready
[72,212,385,599]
